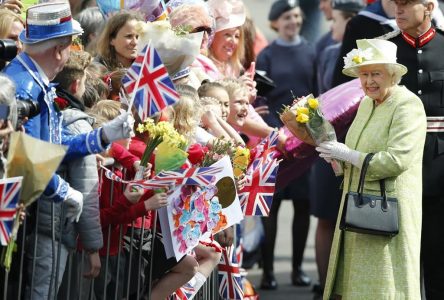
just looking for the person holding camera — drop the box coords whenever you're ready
[0,9,24,70]
[0,74,16,178]
[2,3,135,299]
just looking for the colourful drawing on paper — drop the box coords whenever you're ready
[171,185,227,254]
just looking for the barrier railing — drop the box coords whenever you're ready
[0,165,220,300]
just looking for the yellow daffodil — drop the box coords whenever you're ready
[232,146,250,177]
[296,106,309,116]
[296,113,309,123]
[352,55,363,64]
[137,123,145,133]
[308,98,319,109]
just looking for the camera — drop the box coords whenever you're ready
[0,39,18,62]
[16,100,40,129]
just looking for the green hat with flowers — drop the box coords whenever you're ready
[342,39,407,78]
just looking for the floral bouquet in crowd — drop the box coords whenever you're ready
[136,118,187,178]
[201,138,250,179]
[135,20,203,77]
[280,94,342,175]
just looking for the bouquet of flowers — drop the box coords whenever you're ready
[136,119,187,177]
[135,20,203,77]
[201,138,250,179]
[280,94,342,175]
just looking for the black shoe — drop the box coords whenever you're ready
[312,282,324,299]
[260,273,278,290]
[291,268,312,287]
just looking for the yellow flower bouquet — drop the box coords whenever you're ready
[280,95,319,146]
[280,94,343,175]
[136,119,187,172]
[232,146,250,178]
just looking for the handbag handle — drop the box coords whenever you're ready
[356,153,389,209]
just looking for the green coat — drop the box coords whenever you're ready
[324,85,427,300]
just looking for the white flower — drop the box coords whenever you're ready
[343,48,374,69]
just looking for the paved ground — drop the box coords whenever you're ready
[244,201,318,300]
[233,1,326,298]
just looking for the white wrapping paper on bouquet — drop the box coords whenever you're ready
[135,21,203,77]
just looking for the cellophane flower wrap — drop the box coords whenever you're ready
[281,94,343,175]
[135,20,203,77]
[136,118,187,168]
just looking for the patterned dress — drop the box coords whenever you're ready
[324,85,426,299]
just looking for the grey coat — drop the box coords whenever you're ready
[62,108,103,251]
[34,109,103,250]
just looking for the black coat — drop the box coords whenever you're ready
[331,14,395,87]
[386,28,444,197]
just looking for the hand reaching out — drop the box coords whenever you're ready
[124,184,145,204]
[0,0,23,13]
[144,192,169,210]
[235,174,247,191]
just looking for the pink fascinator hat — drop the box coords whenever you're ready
[207,0,246,32]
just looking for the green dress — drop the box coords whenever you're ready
[324,85,427,300]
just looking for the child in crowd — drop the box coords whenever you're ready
[52,50,103,300]
[174,84,245,146]
[88,100,180,299]
[198,80,231,121]
[218,79,249,130]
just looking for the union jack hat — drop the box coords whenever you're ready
[19,2,82,44]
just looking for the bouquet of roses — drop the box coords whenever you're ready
[280,94,342,175]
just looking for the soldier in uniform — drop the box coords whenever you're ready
[381,1,444,299]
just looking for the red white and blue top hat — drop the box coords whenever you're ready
[20,2,82,44]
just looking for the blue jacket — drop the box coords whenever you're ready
[3,53,107,202]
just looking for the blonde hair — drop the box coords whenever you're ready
[88,100,122,127]
[170,85,202,138]
[197,80,226,98]
[218,78,248,101]
[199,96,222,118]
[0,9,23,39]
[96,11,143,70]
[209,27,245,77]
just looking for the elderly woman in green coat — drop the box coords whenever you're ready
[316,39,427,300]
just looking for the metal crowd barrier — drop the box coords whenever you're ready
[0,165,220,300]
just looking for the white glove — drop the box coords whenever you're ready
[101,112,134,143]
[64,187,84,223]
[316,141,361,167]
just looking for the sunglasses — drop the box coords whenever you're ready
[192,26,212,35]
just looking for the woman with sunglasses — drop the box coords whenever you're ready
[169,1,222,81]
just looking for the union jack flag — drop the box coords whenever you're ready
[154,166,223,186]
[218,246,244,300]
[238,157,279,216]
[169,281,196,300]
[122,43,179,120]
[101,166,124,183]
[0,177,22,246]
[100,165,174,189]
[251,130,279,163]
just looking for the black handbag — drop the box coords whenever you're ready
[340,153,399,237]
